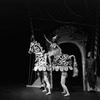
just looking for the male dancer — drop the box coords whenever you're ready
[61,71,70,96]
[86,51,96,91]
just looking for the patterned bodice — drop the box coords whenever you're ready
[52,54,74,71]
[34,53,49,71]
[53,54,72,67]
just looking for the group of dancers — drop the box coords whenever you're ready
[28,34,78,96]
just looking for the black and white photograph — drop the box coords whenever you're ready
[0,0,100,100]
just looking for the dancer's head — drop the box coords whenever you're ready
[29,40,45,54]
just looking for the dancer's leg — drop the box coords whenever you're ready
[43,72,51,95]
[39,71,44,87]
[42,72,47,92]
[61,75,66,93]
[46,81,51,95]
[61,72,70,96]
[42,80,47,92]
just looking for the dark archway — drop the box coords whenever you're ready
[53,43,83,92]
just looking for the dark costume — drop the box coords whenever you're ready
[86,57,96,90]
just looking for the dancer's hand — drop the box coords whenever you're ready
[72,73,78,77]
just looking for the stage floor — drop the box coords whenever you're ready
[0,84,100,100]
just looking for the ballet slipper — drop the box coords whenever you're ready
[64,93,70,96]
[46,92,51,95]
[61,91,66,94]
[42,89,47,92]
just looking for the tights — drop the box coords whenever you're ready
[60,72,70,94]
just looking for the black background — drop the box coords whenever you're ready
[0,0,100,87]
